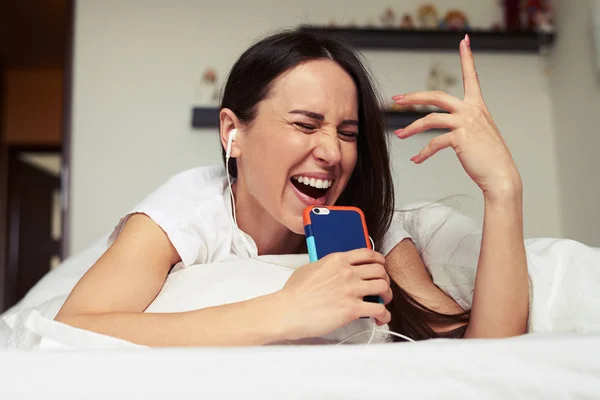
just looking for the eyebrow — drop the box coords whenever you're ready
[289,109,359,127]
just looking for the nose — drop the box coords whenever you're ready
[313,130,342,166]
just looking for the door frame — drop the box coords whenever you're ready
[4,146,62,310]
[0,60,7,311]
[0,0,75,311]
[61,0,75,258]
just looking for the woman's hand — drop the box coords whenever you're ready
[277,248,392,341]
[393,35,522,203]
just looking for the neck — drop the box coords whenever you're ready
[231,181,304,256]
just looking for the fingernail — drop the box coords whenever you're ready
[410,155,417,162]
[395,128,404,136]
[392,94,405,100]
[465,34,470,47]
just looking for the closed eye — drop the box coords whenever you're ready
[294,122,317,131]
[338,131,358,141]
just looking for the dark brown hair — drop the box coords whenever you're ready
[220,30,469,340]
[387,280,470,340]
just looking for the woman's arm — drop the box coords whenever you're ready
[465,187,528,338]
[392,35,529,338]
[55,214,288,346]
[56,214,393,346]
[386,195,528,338]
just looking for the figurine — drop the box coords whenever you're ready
[200,67,220,105]
[520,0,554,31]
[440,10,470,30]
[425,62,457,110]
[417,4,439,29]
[399,13,415,29]
[533,3,554,33]
[380,7,396,28]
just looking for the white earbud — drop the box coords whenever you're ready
[226,129,238,159]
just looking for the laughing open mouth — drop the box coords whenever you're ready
[291,175,334,199]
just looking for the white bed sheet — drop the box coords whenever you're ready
[1,333,600,399]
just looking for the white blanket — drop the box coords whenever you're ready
[2,334,600,399]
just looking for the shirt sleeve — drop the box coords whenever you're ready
[378,211,413,256]
[399,201,482,310]
[107,168,225,268]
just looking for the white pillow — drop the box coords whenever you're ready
[146,255,383,344]
[146,255,304,312]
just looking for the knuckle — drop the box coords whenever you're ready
[331,252,344,263]
[375,279,390,293]
[341,267,353,280]
[432,90,444,100]
[378,305,391,322]
[429,136,442,150]
[422,113,435,124]
[364,248,378,260]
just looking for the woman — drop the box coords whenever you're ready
[55,31,528,345]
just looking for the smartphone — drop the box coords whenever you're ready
[303,205,381,304]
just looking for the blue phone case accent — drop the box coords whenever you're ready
[306,236,317,263]
[308,209,367,257]
[304,224,318,262]
[304,208,382,304]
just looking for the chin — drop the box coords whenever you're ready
[283,214,305,235]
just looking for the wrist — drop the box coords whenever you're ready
[264,290,295,342]
[483,176,523,205]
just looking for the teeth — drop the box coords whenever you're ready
[294,175,333,189]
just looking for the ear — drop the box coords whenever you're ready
[219,108,242,158]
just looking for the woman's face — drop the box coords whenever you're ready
[236,59,359,234]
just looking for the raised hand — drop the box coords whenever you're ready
[393,35,522,202]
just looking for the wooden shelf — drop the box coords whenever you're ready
[192,107,440,131]
[297,26,555,53]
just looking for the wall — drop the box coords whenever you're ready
[70,0,563,254]
[549,0,600,246]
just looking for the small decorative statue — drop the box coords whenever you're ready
[417,4,439,29]
[520,0,554,32]
[380,7,396,28]
[440,10,470,30]
[425,62,457,110]
[200,67,220,105]
[399,13,415,29]
[532,1,554,33]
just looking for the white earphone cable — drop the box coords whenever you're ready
[225,139,254,257]
[337,329,416,345]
